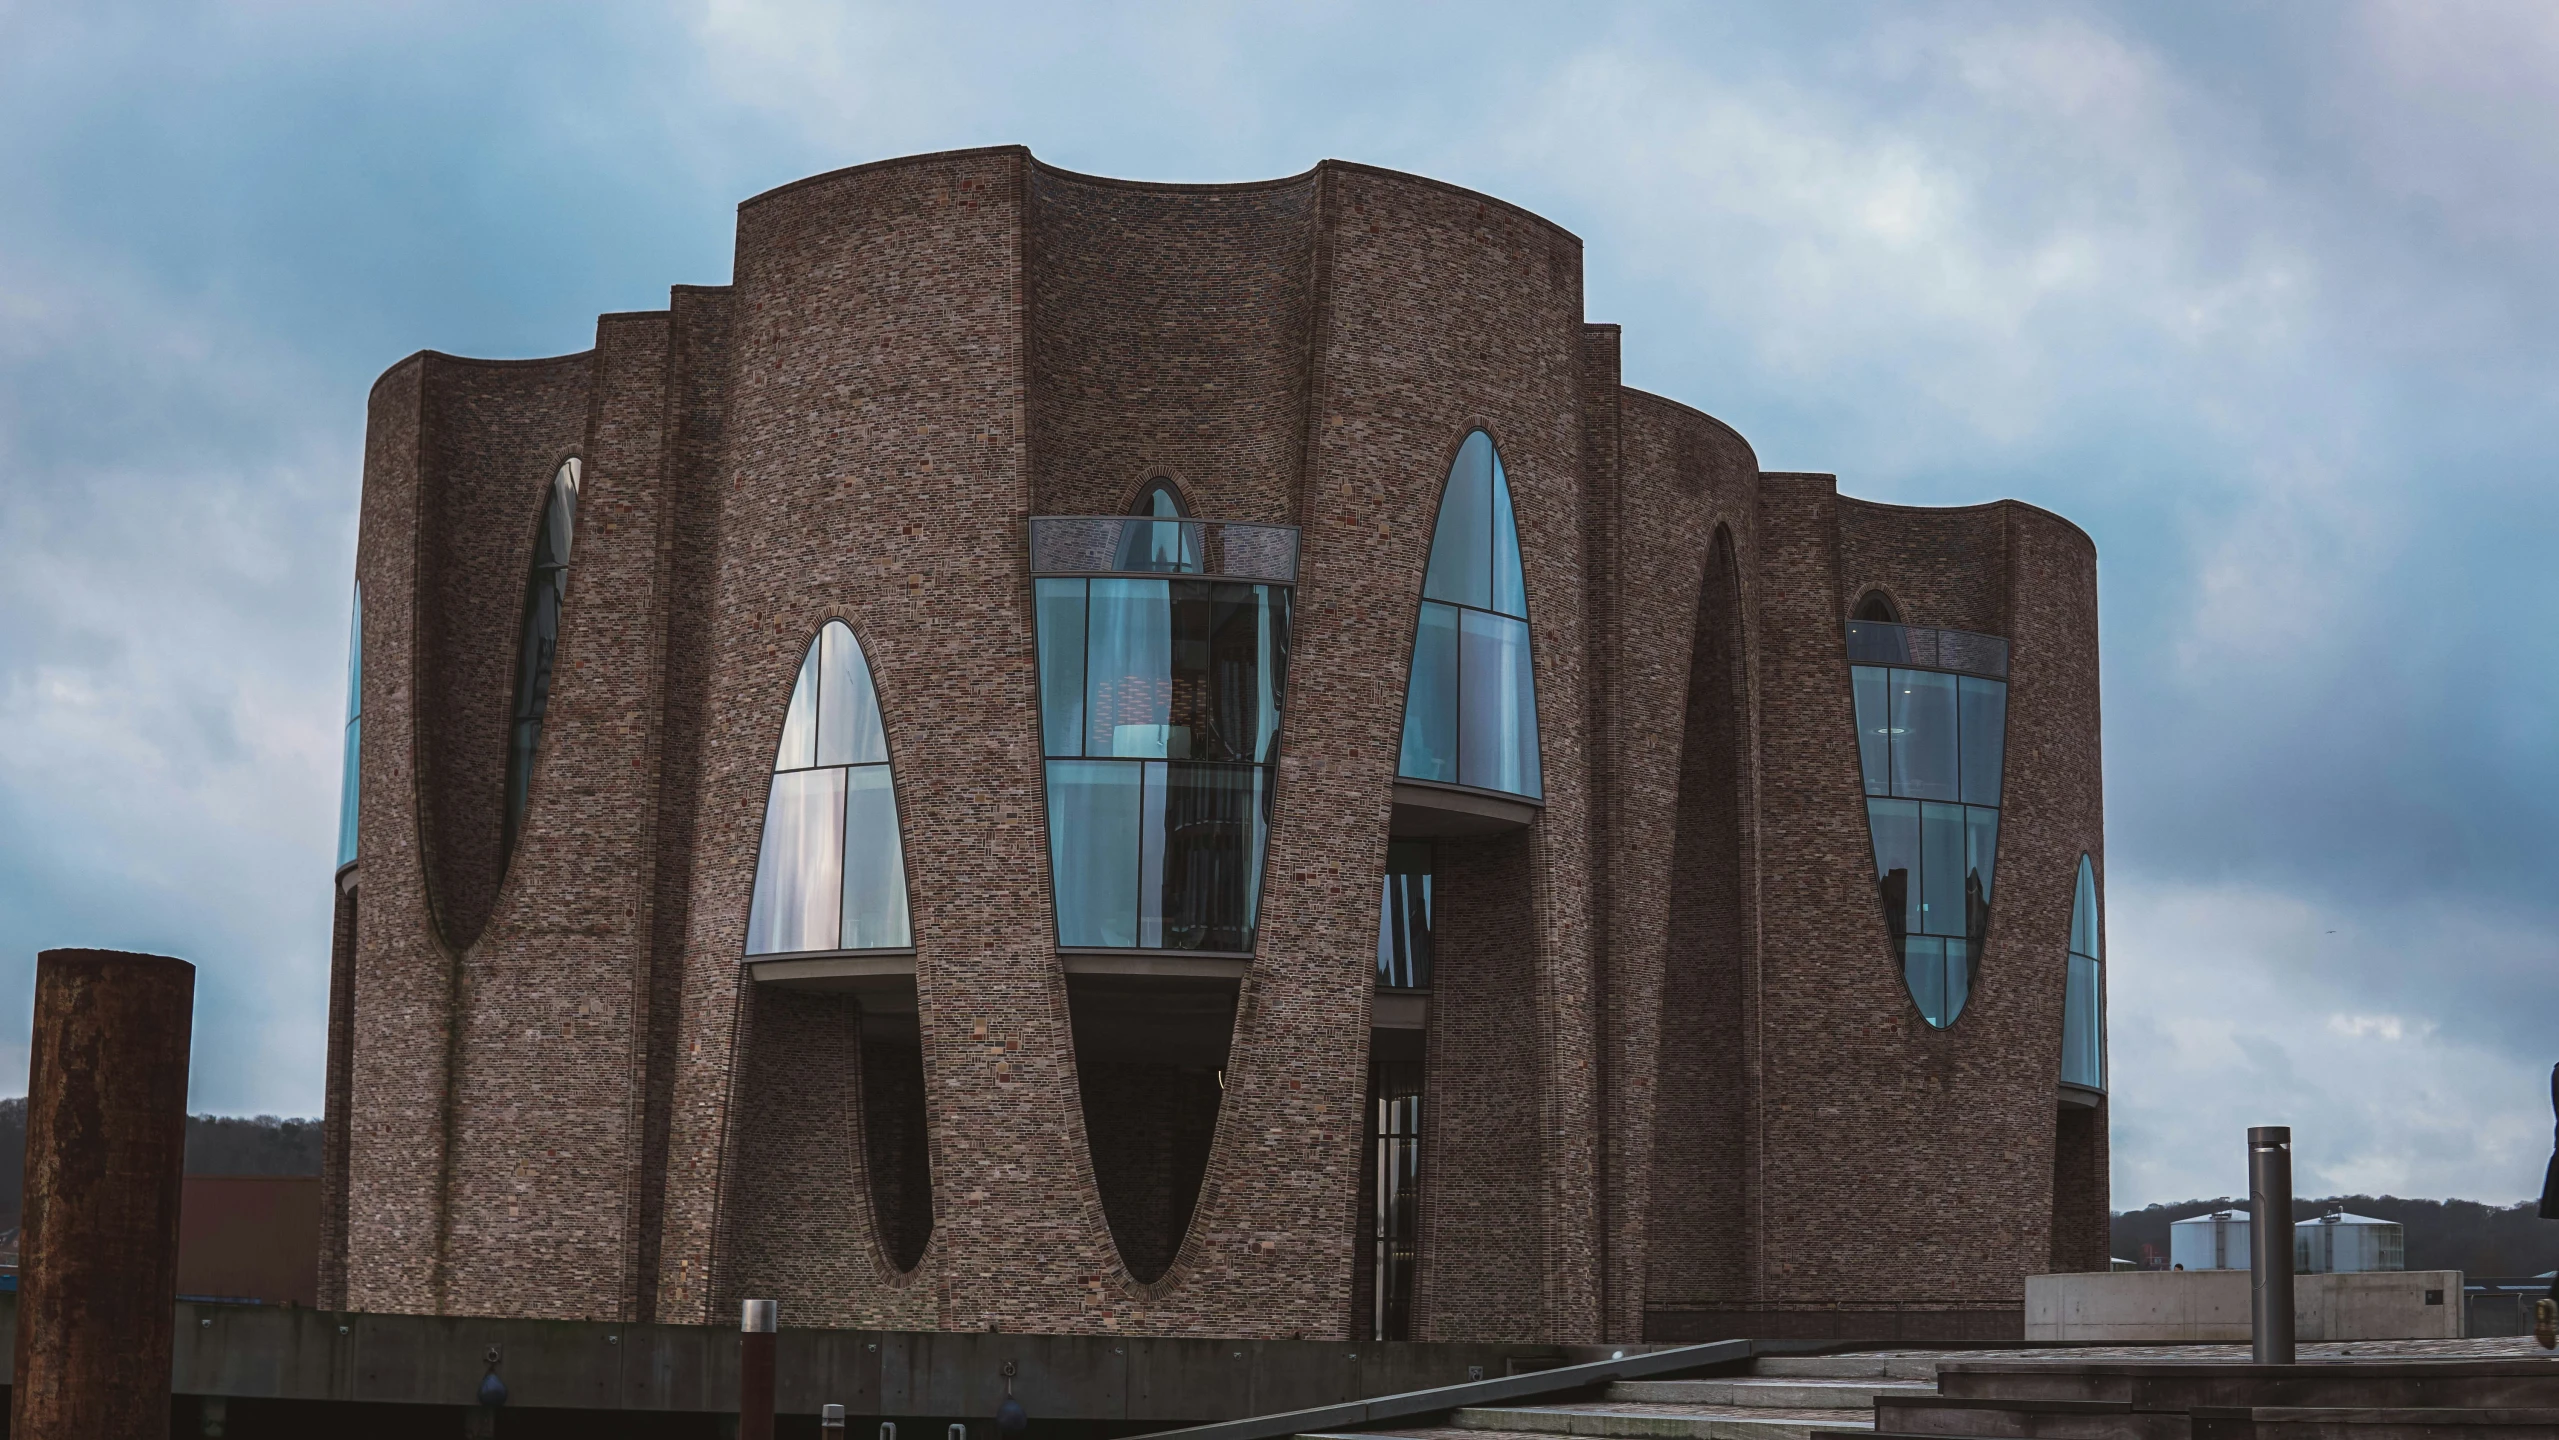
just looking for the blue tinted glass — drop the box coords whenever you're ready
[817,622,888,767]
[747,767,847,955]
[1958,676,2006,807]
[2071,854,2101,960]
[1035,579,1088,758]
[344,585,363,723]
[1965,806,1999,913]
[841,765,909,949]
[1919,802,1968,938]
[1943,938,1974,1026]
[1867,798,1921,937]
[1489,449,1526,619]
[1116,518,1199,573]
[1377,841,1434,989]
[1047,760,1141,947]
[1845,620,1912,665]
[1244,585,1286,764]
[1398,603,1461,783]
[336,716,360,867]
[2063,951,2104,1088]
[1145,761,1267,952]
[1903,936,1948,1027]
[1852,666,1890,795]
[1085,579,1174,757]
[1422,432,1494,610]
[776,638,820,771]
[1458,609,1539,796]
[1889,669,1959,801]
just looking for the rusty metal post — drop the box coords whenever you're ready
[12,949,195,1440]
[740,1298,778,1440]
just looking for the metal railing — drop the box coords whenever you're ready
[1029,517,1300,585]
[1845,620,2009,678]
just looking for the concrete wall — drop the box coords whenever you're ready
[2025,1270,2465,1342]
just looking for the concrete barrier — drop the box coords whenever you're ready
[2025,1270,2464,1343]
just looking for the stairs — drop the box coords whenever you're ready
[1302,1353,1936,1440]
[1879,1358,2559,1440]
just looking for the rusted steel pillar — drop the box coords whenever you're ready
[12,948,196,1440]
[740,1298,778,1440]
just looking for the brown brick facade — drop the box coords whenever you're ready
[324,147,2107,1342]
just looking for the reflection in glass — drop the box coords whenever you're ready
[1399,431,1541,799]
[336,584,362,868]
[1851,656,2009,1027]
[2063,855,2105,1090]
[1457,609,1539,796]
[1036,578,1289,952]
[1377,841,1434,990]
[1397,604,1461,783]
[744,621,913,955]
[1116,480,1199,572]
[1853,666,1889,796]
[1368,1046,1423,1342]
[502,458,581,862]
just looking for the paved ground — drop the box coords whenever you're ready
[1871,1337,2557,1362]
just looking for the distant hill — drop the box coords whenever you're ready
[0,1096,321,1231]
[2115,1196,2559,1277]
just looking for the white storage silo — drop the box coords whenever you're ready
[2295,1209,2404,1272]
[2168,1209,2253,1270]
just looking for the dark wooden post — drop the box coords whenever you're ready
[12,949,196,1440]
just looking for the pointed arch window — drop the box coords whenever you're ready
[336,583,362,869]
[501,457,580,862]
[1117,479,1198,573]
[1397,430,1540,798]
[746,621,913,955]
[2062,855,2105,1090]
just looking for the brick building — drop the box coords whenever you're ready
[319,146,2109,1344]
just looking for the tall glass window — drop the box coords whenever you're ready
[1376,841,1433,990]
[745,621,913,955]
[1398,431,1540,799]
[1035,578,1288,952]
[1851,628,2008,1028]
[1368,1045,1422,1341]
[336,584,362,869]
[2063,855,2105,1090]
[502,457,581,863]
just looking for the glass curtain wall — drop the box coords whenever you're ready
[1376,841,1433,990]
[2063,855,2105,1089]
[336,584,362,869]
[1851,655,2008,1027]
[501,457,581,863]
[745,620,914,954]
[1397,431,1541,798]
[1036,578,1289,952]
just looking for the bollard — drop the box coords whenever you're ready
[12,949,195,1440]
[741,1299,779,1440]
[2249,1125,2296,1364]
[822,1403,846,1436]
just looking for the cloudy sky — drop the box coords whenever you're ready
[3,1,2554,1210]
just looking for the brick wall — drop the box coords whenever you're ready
[333,148,2107,1344]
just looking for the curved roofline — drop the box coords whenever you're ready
[740,144,1032,210]
[736,145,1582,246]
[1032,155,1321,197]
[1316,159,1581,248]
[1618,383,1757,463]
[368,347,594,401]
[1837,491,2097,555]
